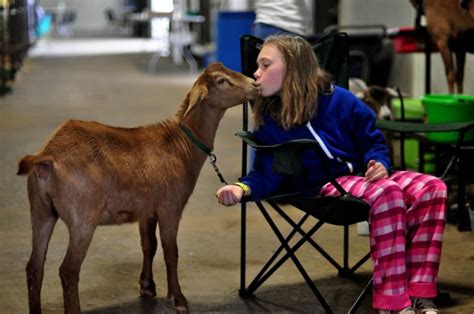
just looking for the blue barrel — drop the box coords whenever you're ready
[216,11,255,72]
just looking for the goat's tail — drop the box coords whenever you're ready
[16,155,53,179]
[17,155,53,178]
[17,155,37,175]
[17,155,53,179]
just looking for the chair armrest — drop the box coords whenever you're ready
[235,131,318,150]
[376,120,474,134]
[235,131,319,177]
[376,120,474,179]
[235,131,350,195]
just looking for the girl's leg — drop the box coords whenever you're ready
[320,176,411,310]
[389,171,447,298]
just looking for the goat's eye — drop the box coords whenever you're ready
[216,77,227,85]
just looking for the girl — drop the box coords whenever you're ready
[216,35,445,314]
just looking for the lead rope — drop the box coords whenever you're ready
[179,123,228,185]
[208,153,228,185]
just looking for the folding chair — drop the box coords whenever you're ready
[237,33,373,313]
[376,118,474,232]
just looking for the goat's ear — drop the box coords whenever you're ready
[386,87,408,98]
[386,87,398,97]
[184,82,208,117]
[349,78,368,90]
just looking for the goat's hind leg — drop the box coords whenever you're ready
[159,217,188,313]
[26,191,58,314]
[454,49,466,94]
[138,216,158,297]
[437,39,456,94]
[59,221,97,314]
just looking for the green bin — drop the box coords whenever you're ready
[422,94,474,143]
[392,97,425,121]
[391,98,434,173]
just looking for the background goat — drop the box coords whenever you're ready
[17,62,258,314]
[349,78,396,161]
[411,0,474,93]
[349,78,395,121]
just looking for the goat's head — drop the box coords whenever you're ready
[361,86,395,121]
[182,62,259,117]
[349,78,395,121]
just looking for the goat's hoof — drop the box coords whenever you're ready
[139,281,156,298]
[168,293,188,313]
[175,305,189,314]
[174,299,189,314]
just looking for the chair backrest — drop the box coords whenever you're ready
[238,33,362,204]
[240,32,350,89]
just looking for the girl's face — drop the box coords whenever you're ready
[254,43,286,97]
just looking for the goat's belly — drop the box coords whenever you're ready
[99,209,138,225]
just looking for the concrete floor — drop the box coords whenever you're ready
[1,53,473,314]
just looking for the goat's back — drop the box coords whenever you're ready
[424,0,474,33]
[17,119,196,187]
[17,119,203,224]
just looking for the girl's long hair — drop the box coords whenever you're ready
[253,36,333,130]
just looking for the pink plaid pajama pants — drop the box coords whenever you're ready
[320,170,447,310]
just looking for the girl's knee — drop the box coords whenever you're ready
[368,179,405,210]
[422,175,448,196]
[371,179,404,199]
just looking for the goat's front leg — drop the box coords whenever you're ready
[59,223,96,314]
[455,48,466,94]
[26,195,58,314]
[159,217,188,313]
[138,216,158,297]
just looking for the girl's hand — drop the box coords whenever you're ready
[365,160,389,182]
[216,185,244,206]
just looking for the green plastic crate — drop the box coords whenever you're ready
[422,94,474,143]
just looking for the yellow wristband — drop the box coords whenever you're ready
[234,182,251,196]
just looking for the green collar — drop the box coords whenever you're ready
[178,123,212,156]
[178,123,228,185]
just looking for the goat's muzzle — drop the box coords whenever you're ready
[246,80,260,101]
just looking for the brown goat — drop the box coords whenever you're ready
[410,0,474,93]
[17,62,258,314]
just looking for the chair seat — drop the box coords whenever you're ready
[236,130,371,226]
[285,194,370,226]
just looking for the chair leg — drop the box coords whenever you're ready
[246,210,323,293]
[246,210,311,291]
[349,252,371,274]
[340,224,371,277]
[240,201,314,297]
[339,225,352,277]
[239,202,254,298]
[241,199,371,312]
[348,277,373,314]
[457,152,471,231]
[256,202,333,313]
[269,201,344,272]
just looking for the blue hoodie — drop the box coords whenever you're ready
[240,86,390,201]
